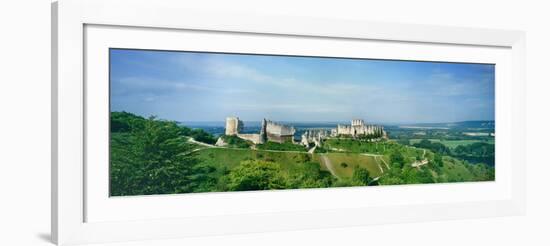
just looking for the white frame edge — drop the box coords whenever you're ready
[52,0,526,245]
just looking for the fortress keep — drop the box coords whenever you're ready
[336,119,386,138]
[225,117,243,135]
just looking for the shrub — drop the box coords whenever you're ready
[221,135,253,148]
[226,160,286,191]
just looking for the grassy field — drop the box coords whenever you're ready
[193,148,313,176]
[437,156,494,182]
[323,138,389,154]
[409,139,495,149]
[313,152,388,178]
[193,147,387,179]
[323,138,428,163]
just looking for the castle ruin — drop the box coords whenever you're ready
[263,119,296,143]
[224,117,296,144]
[335,119,386,138]
[225,117,243,135]
[301,129,329,147]
[224,116,385,147]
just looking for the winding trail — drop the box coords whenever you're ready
[378,156,390,169]
[411,149,429,168]
[319,154,339,179]
[187,137,216,147]
[360,153,390,172]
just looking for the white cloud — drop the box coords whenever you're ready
[176,56,381,98]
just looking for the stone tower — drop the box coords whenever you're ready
[225,117,243,135]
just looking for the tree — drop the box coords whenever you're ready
[390,150,405,168]
[226,160,287,191]
[110,111,145,132]
[351,167,371,185]
[181,127,217,145]
[286,162,335,189]
[434,153,444,167]
[110,113,215,196]
[413,139,450,155]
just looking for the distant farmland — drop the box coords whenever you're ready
[409,139,495,149]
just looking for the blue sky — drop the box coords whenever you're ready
[110,49,495,123]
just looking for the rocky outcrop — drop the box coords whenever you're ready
[215,137,227,147]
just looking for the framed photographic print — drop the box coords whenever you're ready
[52,0,526,245]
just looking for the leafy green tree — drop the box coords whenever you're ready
[110,113,215,196]
[390,150,405,168]
[351,167,372,185]
[181,127,217,145]
[452,142,495,166]
[226,160,287,191]
[286,162,335,189]
[413,139,450,155]
[110,111,145,132]
[434,153,444,167]
[397,139,411,146]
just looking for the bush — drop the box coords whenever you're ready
[181,127,217,145]
[413,139,450,155]
[351,167,372,185]
[256,141,306,152]
[221,135,253,148]
[286,162,335,189]
[110,111,145,132]
[226,160,287,191]
[390,151,405,168]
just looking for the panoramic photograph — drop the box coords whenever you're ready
[109,48,495,196]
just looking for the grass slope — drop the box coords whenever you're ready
[320,153,386,178]
[193,148,313,176]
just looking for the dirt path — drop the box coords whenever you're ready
[187,137,216,147]
[361,153,384,157]
[411,150,428,168]
[369,176,381,185]
[377,156,390,169]
[319,154,339,179]
[360,153,390,172]
[180,148,205,156]
[411,159,429,168]
[375,159,384,173]
[308,146,317,154]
